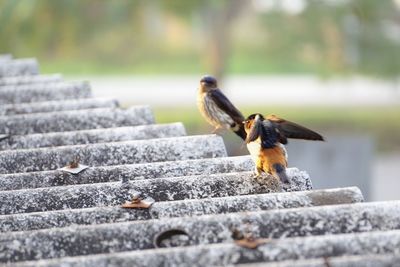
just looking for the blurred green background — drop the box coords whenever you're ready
[1,0,400,199]
[2,0,400,78]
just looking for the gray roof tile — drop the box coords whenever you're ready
[0,98,118,116]
[0,74,62,86]
[1,202,399,263]
[0,187,362,232]
[0,58,39,77]
[0,123,185,151]
[0,106,153,135]
[0,56,396,267]
[0,135,226,174]
[0,81,91,104]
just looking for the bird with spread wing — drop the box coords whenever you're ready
[243,113,324,183]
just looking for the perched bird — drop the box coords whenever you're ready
[243,113,324,183]
[197,75,247,140]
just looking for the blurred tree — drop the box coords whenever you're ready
[351,0,400,78]
[162,0,249,80]
[0,0,399,78]
[256,0,400,78]
[200,0,248,80]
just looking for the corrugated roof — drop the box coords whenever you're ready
[0,56,398,267]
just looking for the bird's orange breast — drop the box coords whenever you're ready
[259,145,287,169]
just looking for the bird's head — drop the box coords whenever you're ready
[199,75,218,91]
[243,113,265,143]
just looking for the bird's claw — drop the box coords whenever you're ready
[212,127,222,134]
[252,173,268,185]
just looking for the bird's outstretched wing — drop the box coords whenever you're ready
[246,115,281,148]
[266,114,324,141]
[208,89,244,124]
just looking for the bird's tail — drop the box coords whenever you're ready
[272,163,289,184]
[233,123,247,140]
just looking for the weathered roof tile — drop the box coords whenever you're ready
[0,168,312,215]
[0,81,91,104]
[1,202,399,263]
[0,55,396,267]
[0,135,226,174]
[0,74,62,86]
[0,98,118,116]
[0,187,363,232]
[0,58,39,77]
[0,106,153,135]
[0,123,186,151]
[0,156,250,191]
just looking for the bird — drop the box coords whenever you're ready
[243,113,324,183]
[197,75,247,140]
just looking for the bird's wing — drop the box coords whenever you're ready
[259,120,281,148]
[266,114,324,141]
[208,89,244,124]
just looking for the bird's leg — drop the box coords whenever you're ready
[251,157,264,178]
[254,171,273,185]
[251,166,263,179]
[212,126,223,134]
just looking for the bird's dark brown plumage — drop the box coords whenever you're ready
[243,113,324,183]
[266,114,324,142]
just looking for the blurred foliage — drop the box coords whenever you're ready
[1,0,400,77]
